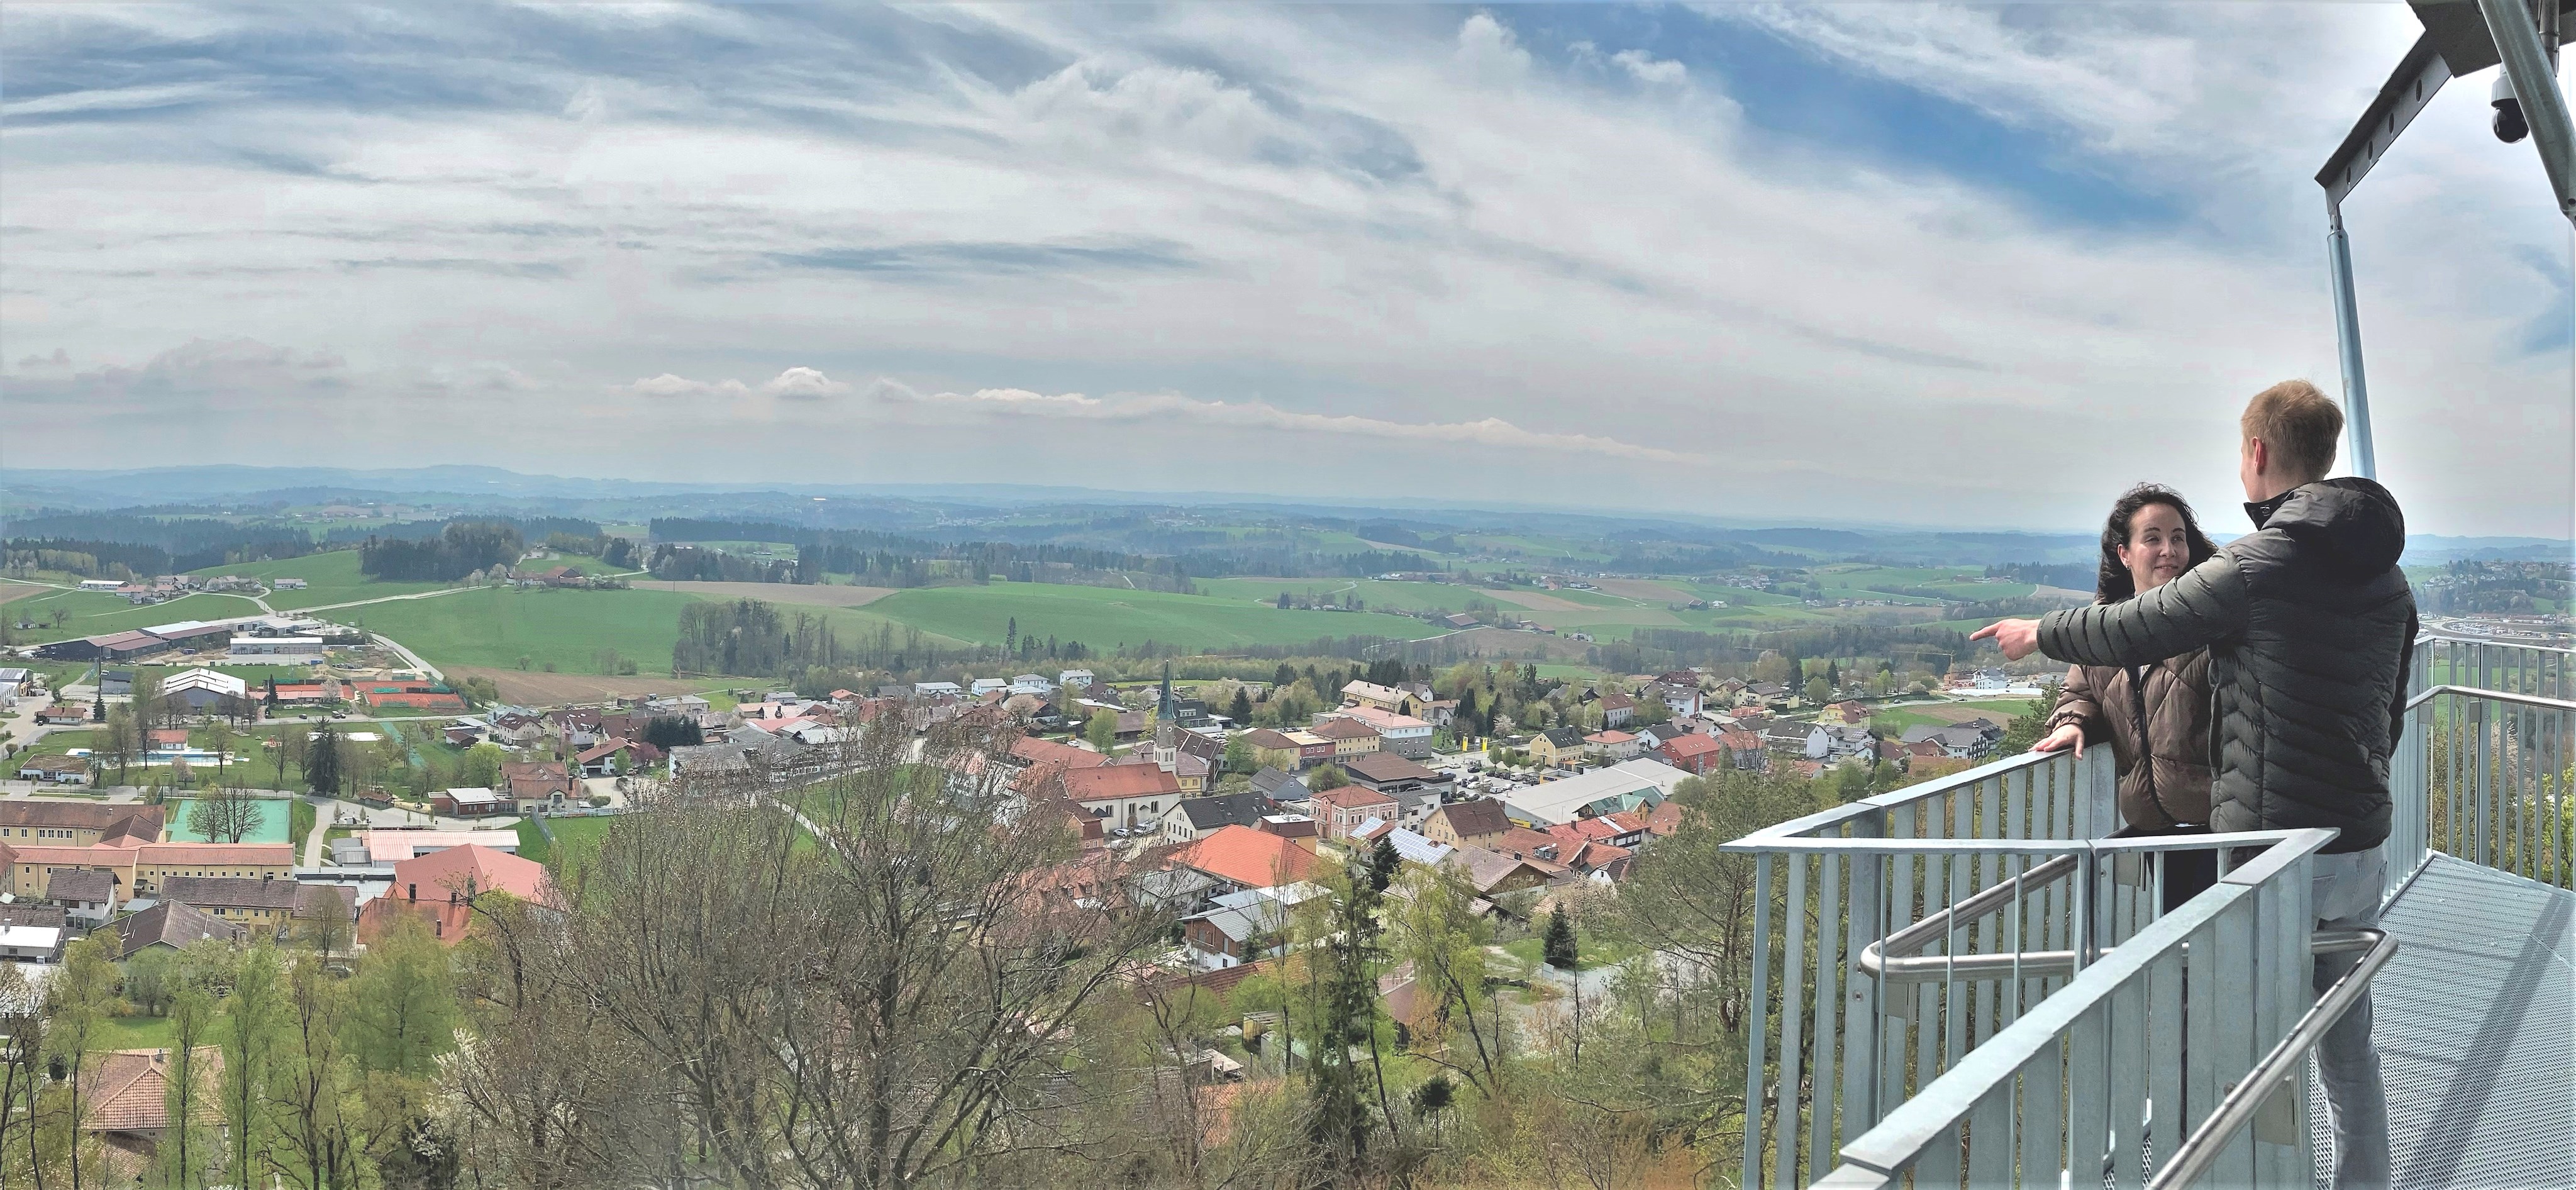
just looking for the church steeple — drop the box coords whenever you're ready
[1157,662,1177,722]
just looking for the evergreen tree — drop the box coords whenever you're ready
[1368,835,1400,893]
[1228,687,1254,723]
[306,723,342,798]
[1006,617,1018,653]
[1274,663,1296,687]
[1543,903,1578,969]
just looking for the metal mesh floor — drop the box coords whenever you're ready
[2309,854,2576,1189]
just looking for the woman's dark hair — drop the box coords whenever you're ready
[2096,483,2218,603]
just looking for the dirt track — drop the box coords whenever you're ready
[639,581,897,607]
[450,666,723,707]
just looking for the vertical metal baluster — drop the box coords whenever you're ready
[1885,806,1919,1116]
[1774,857,1809,1190]
[2475,698,2491,868]
[1744,854,1774,1190]
[2019,977,2063,1185]
[1946,791,1972,1070]
[2110,975,2148,1190]
[1809,852,1843,1181]
[2147,947,2184,1182]
[1843,816,1886,1139]
[2069,999,2111,1190]
[1966,1077,2016,1189]
[1915,805,1964,1190]
[1974,779,2000,1048]
[2210,898,2257,1186]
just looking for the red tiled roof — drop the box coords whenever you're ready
[1312,787,1396,810]
[1172,825,1319,889]
[1059,765,1182,804]
[79,1048,222,1133]
[1009,735,1109,770]
[389,844,558,908]
[1661,733,1724,760]
[1309,718,1379,740]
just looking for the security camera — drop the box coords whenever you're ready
[2494,72,2529,144]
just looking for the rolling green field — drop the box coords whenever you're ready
[184,550,449,609]
[1193,577,1470,614]
[1867,699,2043,733]
[2,587,266,643]
[347,587,700,674]
[864,582,1433,651]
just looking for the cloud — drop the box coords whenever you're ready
[0,4,2562,533]
[873,378,1701,465]
[624,367,851,401]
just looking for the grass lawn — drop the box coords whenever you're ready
[1869,699,2043,733]
[93,1010,237,1053]
[162,797,296,843]
[292,797,316,843]
[864,582,1433,652]
[3,589,266,644]
[187,550,454,611]
[518,815,614,881]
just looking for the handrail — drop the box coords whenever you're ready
[2403,682,2576,713]
[2413,630,2574,655]
[2146,928,2399,1190]
[1864,926,2383,984]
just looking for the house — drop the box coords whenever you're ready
[1311,786,1399,841]
[1529,726,1587,768]
[13,754,90,785]
[1501,759,1690,828]
[1341,680,1411,713]
[358,844,560,945]
[1806,725,1877,764]
[576,740,630,777]
[159,669,248,712]
[1319,705,1435,757]
[1718,730,1768,772]
[1180,884,1323,969]
[1170,824,1321,893]
[1055,764,1185,830]
[1247,766,1306,803]
[1309,716,1382,760]
[35,703,90,726]
[430,786,510,816]
[1596,692,1636,728]
[1443,847,1555,897]
[1584,729,1641,761]
[0,904,67,963]
[1158,789,1280,845]
[46,868,118,926]
[160,876,355,936]
[1826,700,1872,725]
[1340,753,1448,828]
[116,899,245,960]
[1243,728,1334,770]
[131,843,296,895]
[353,830,522,864]
[1646,681,1703,718]
[1058,669,1094,689]
[145,728,190,753]
[499,759,578,815]
[1899,720,2004,761]
[1421,798,1513,850]
[1659,732,1726,775]
[77,1046,225,1170]
[0,802,164,847]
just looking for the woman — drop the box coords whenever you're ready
[2033,482,2219,909]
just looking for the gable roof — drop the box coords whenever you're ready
[115,900,245,959]
[1309,717,1379,741]
[0,802,163,835]
[1059,764,1183,804]
[160,876,299,911]
[1312,786,1397,810]
[1538,726,1587,748]
[391,844,557,907]
[138,842,294,867]
[1342,751,1440,783]
[1009,734,1110,770]
[1430,798,1511,838]
[1172,825,1320,889]
[1171,789,1277,832]
[45,868,114,903]
[79,1048,223,1133]
[1662,733,1724,760]
[1248,767,1304,798]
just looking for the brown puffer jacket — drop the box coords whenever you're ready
[2045,651,2214,831]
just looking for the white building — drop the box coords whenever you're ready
[1059,669,1094,689]
[1501,758,1691,827]
[229,636,325,664]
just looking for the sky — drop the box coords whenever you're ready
[3,2,2571,536]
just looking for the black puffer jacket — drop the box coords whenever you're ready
[2036,479,2417,853]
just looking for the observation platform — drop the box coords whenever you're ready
[2361,854,2575,1190]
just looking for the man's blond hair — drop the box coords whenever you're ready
[2241,379,2343,483]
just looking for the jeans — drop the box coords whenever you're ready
[2312,847,2389,1190]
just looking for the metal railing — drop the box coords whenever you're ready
[1729,631,2572,1189]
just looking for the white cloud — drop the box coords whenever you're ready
[874,379,1702,465]
[1612,50,1685,86]
[0,4,2562,534]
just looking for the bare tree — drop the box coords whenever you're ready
[188,779,264,844]
[445,719,1179,1189]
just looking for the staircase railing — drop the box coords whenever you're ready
[1728,632,2570,1189]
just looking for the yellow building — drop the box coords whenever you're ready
[1,842,294,901]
